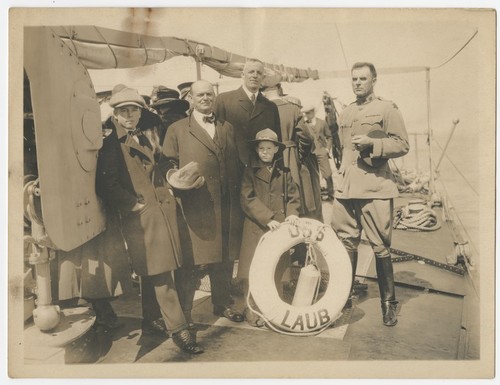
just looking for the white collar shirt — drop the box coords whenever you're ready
[193,109,216,139]
[242,85,259,103]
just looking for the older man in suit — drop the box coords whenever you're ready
[161,80,244,324]
[214,58,281,167]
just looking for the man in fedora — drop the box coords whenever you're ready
[150,85,190,145]
[96,85,203,354]
[161,80,244,324]
[332,62,409,326]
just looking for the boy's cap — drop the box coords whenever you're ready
[109,87,147,109]
[249,128,285,150]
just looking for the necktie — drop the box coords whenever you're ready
[203,114,216,124]
[250,94,256,104]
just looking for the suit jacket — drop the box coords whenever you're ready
[160,115,243,265]
[336,96,409,199]
[96,119,182,276]
[214,86,281,166]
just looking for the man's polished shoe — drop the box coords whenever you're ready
[142,318,168,336]
[172,329,204,354]
[213,305,244,322]
[381,300,398,327]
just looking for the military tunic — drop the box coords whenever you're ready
[332,94,409,255]
[335,95,409,200]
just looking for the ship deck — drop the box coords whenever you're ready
[24,194,478,366]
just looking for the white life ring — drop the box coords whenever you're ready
[248,218,352,334]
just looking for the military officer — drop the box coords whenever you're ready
[332,62,409,326]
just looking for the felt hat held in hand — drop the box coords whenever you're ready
[167,161,205,190]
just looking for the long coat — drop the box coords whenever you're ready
[96,119,182,276]
[214,86,281,167]
[238,160,301,279]
[160,115,244,266]
[272,97,323,220]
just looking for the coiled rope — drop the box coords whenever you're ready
[394,200,441,231]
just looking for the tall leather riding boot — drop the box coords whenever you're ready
[375,257,398,326]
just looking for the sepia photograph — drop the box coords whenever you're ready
[6,4,496,380]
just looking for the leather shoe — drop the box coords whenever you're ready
[142,318,168,336]
[381,300,398,326]
[172,329,204,354]
[213,305,244,322]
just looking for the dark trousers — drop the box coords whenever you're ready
[175,260,233,313]
[141,272,187,335]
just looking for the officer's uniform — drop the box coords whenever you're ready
[332,94,409,256]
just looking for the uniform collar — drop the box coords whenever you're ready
[355,93,376,105]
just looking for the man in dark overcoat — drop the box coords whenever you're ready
[214,58,281,168]
[161,80,244,324]
[262,83,323,221]
[96,86,203,354]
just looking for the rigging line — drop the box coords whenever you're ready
[432,137,479,196]
[334,23,350,71]
[94,26,118,69]
[431,28,478,70]
[433,171,479,257]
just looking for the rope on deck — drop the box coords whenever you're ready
[393,200,441,231]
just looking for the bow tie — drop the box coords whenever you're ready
[128,128,142,137]
[202,114,216,124]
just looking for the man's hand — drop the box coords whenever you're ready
[267,220,281,231]
[351,134,373,151]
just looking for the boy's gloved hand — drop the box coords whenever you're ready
[267,220,281,231]
[285,215,300,227]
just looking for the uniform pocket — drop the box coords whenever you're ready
[360,115,383,129]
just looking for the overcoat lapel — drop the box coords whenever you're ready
[250,94,266,120]
[237,86,254,114]
[188,115,219,155]
[115,122,154,163]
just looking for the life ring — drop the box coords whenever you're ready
[248,218,352,335]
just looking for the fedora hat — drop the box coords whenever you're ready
[166,161,205,190]
[150,85,190,111]
[177,82,194,100]
[249,128,286,151]
[109,87,147,109]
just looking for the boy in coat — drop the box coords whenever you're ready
[238,128,301,326]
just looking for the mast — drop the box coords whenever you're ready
[425,67,436,197]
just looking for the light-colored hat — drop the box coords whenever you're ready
[301,104,315,113]
[249,128,286,151]
[109,87,147,109]
[166,161,205,190]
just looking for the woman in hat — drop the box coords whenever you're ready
[95,86,203,354]
[238,128,301,326]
